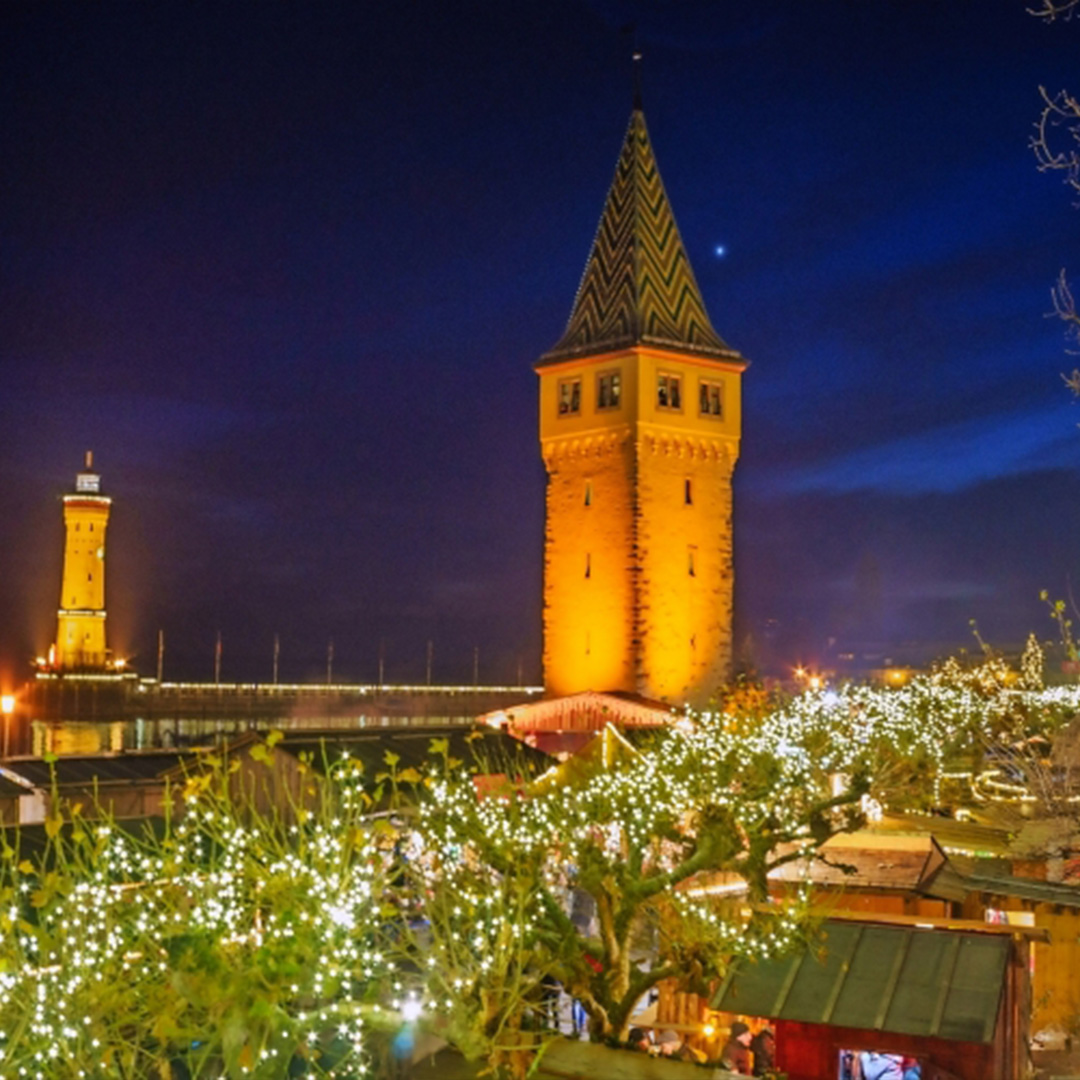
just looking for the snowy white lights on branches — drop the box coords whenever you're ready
[0,757,385,1079]
[2,670,1078,1076]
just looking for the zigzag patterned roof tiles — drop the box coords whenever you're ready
[542,108,736,364]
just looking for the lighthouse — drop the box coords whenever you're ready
[52,452,112,670]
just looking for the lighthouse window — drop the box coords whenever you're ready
[597,370,621,410]
[558,377,582,416]
[699,379,723,417]
[657,373,681,411]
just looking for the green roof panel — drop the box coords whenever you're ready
[714,952,793,1019]
[829,925,907,1032]
[938,935,1010,1043]
[712,920,1008,1045]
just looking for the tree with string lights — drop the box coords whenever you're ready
[406,713,876,1053]
[0,743,388,1079]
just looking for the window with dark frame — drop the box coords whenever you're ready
[657,373,681,410]
[558,377,582,416]
[699,379,723,417]
[597,370,621,410]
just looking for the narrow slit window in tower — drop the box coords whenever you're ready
[688,548,696,577]
[585,482,593,506]
[585,553,591,579]
[684,479,692,505]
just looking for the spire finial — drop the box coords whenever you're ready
[85,450,93,470]
[632,49,643,111]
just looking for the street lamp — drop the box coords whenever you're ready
[0,694,14,760]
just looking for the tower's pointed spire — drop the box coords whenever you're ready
[541,107,733,363]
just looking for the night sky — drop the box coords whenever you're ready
[2,2,1079,688]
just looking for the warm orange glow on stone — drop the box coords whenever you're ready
[53,457,112,670]
[536,107,747,707]
[537,346,743,706]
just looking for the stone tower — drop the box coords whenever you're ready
[536,105,747,706]
[53,452,112,670]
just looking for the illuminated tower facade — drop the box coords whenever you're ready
[53,452,112,670]
[537,105,747,706]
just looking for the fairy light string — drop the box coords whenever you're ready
[0,660,1077,1074]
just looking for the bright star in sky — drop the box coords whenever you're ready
[714,244,727,257]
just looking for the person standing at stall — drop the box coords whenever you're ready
[750,1026,775,1076]
[720,1022,753,1075]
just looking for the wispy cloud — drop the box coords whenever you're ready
[761,400,1080,496]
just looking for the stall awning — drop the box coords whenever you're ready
[711,920,1010,1044]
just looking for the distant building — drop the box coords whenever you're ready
[51,452,112,670]
[536,102,747,707]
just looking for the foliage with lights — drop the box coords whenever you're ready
[397,644,1080,1072]
[3,641,1080,1079]
[735,638,1080,813]
[403,715,874,1056]
[0,739,387,1080]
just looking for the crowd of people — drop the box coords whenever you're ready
[625,1021,776,1076]
[841,1050,922,1080]
[622,1023,926,1080]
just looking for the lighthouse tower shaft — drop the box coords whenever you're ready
[54,453,112,670]
[536,107,747,707]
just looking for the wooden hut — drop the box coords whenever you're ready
[711,914,1040,1080]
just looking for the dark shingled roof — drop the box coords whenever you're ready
[272,726,551,778]
[3,751,196,788]
[769,841,948,894]
[0,772,28,799]
[872,812,1014,858]
[960,870,1080,909]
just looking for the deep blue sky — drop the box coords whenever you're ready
[2,2,1079,686]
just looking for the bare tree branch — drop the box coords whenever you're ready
[1028,0,1080,20]
[1033,88,1080,202]
[1047,270,1080,382]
